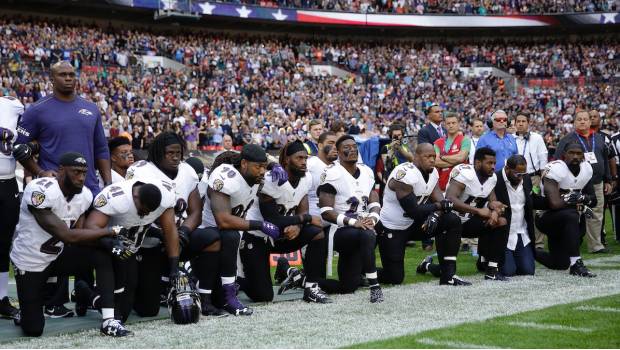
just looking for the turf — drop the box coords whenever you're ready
[352,293,620,348]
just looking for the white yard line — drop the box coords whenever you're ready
[417,337,503,349]
[575,305,620,313]
[3,256,620,348]
[506,321,593,332]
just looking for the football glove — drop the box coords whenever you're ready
[100,236,135,260]
[422,212,441,236]
[260,221,281,240]
[178,226,191,251]
[168,257,180,288]
[562,191,586,206]
[12,143,33,161]
[439,199,454,213]
[582,206,595,219]
[270,164,289,186]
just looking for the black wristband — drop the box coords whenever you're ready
[248,220,263,231]
[178,226,191,236]
[28,142,40,154]
[302,214,312,224]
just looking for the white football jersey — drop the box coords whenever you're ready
[197,169,210,199]
[201,164,259,228]
[447,163,497,223]
[320,163,375,218]
[0,96,24,179]
[92,179,175,250]
[381,163,439,230]
[541,160,592,194]
[11,177,93,272]
[307,156,331,217]
[246,170,313,238]
[97,169,125,189]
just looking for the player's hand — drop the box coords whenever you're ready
[477,207,492,219]
[270,164,289,186]
[310,215,323,227]
[361,216,376,227]
[12,143,34,161]
[438,199,454,213]
[604,182,613,195]
[283,225,300,240]
[352,219,374,231]
[169,257,180,287]
[422,212,441,235]
[489,201,507,214]
[582,206,595,219]
[562,191,586,206]
[486,210,500,226]
[101,236,134,261]
[178,226,191,251]
[261,221,281,240]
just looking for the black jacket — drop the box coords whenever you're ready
[494,170,547,250]
[417,123,446,145]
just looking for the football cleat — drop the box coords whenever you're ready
[440,275,472,286]
[369,286,384,303]
[200,294,227,317]
[416,256,433,274]
[0,296,19,320]
[476,256,487,272]
[277,267,304,295]
[484,267,509,281]
[100,318,132,337]
[222,283,253,316]
[73,280,92,317]
[303,284,332,304]
[44,305,74,318]
[570,259,597,278]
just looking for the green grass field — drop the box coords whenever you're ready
[352,293,620,348]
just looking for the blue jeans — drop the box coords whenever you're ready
[501,235,535,276]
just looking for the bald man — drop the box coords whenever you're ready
[13,61,111,317]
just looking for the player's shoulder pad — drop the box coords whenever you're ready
[450,163,475,182]
[358,163,374,178]
[125,160,150,180]
[24,178,61,209]
[260,171,280,197]
[542,160,566,182]
[208,164,240,195]
[77,187,94,208]
[93,185,130,215]
[321,163,342,184]
[178,162,199,183]
[156,179,176,209]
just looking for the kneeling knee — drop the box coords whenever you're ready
[22,325,43,337]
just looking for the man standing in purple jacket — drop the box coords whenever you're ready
[14,61,111,196]
[12,61,111,318]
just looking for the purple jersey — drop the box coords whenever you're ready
[16,95,109,195]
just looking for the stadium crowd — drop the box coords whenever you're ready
[223,0,619,14]
[0,16,619,339]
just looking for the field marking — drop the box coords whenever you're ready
[506,321,593,332]
[3,255,620,348]
[417,337,503,349]
[575,305,620,313]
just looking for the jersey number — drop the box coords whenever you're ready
[0,128,14,156]
[277,204,298,216]
[40,237,61,255]
[345,196,368,218]
[232,199,253,219]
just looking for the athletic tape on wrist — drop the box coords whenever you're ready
[320,206,333,214]
[368,202,381,210]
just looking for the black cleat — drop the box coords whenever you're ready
[0,296,19,320]
[100,318,132,337]
[44,305,75,318]
[570,259,597,278]
[440,275,472,286]
[484,267,509,281]
[303,284,332,304]
[277,268,304,295]
[476,256,487,272]
[200,294,227,317]
[416,256,433,274]
[369,285,384,303]
[73,280,92,317]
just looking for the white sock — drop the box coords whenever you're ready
[221,276,235,285]
[480,256,487,263]
[304,282,316,288]
[102,308,114,320]
[0,272,8,299]
[488,261,498,268]
[365,272,378,279]
[570,256,581,266]
[444,256,457,261]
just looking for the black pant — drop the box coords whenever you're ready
[14,245,114,337]
[378,212,462,284]
[462,215,509,266]
[239,225,323,302]
[0,177,19,273]
[535,208,583,270]
[318,226,377,294]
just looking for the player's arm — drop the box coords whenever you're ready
[542,178,566,210]
[487,189,507,213]
[365,190,381,226]
[391,179,441,222]
[30,206,115,243]
[318,184,372,230]
[259,193,312,229]
[180,188,202,231]
[209,188,253,231]
[295,194,323,227]
[445,179,490,218]
[159,208,180,258]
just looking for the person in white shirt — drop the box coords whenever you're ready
[468,118,485,165]
[514,114,548,249]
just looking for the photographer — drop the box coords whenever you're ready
[379,123,413,193]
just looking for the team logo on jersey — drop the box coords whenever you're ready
[31,191,45,207]
[450,167,460,179]
[395,169,406,180]
[126,169,134,180]
[78,108,94,116]
[320,172,326,184]
[94,194,108,208]
[213,179,224,192]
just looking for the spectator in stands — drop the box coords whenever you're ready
[348,118,361,135]
[468,118,485,164]
[476,110,518,171]
[304,119,323,156]
[417,103,446,145]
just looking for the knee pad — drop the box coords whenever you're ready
[220,230,241,245]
